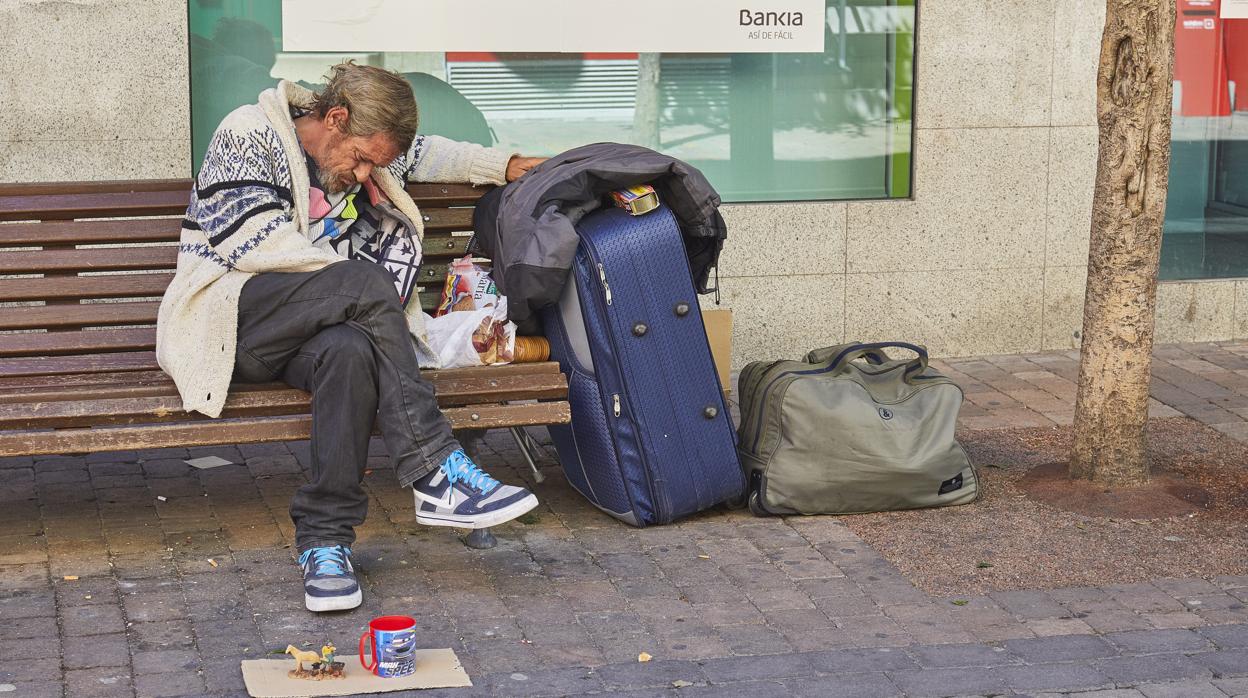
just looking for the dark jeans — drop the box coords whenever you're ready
[232,261,460,553]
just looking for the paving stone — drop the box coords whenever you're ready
[1104,583,1190,614]
[1048,690,1146,698]
[0,636,59,662]
[1097,653,1213,683]
[806,647,918,674]
[990,589,1071,620]
[718,623,795,656]
[122,591,187,623]
[1151,578,1225,597]
[1006,634,1119,663]
[595,659,704,688]
[483,667,604,697]
[0,592,55,620]
[60,602,126,636]
[1026,617,1097,636]
[1190,649,1248,679]
[1,616,57,640]
[0,682,63,698]
[1214,676,1248,696]
[64,667,135,698]
[699,651,815,683]
[783,672,901,698]
[1136,678,1232,698]
[132,649,200,675]
[62,632,130,669]
[1001,662,1113,692]
[1106,628,1214,653]
[133,670,207,697]
[128,620,196,651]
[676,679,794,697]
[1143,611,1208,629]
[1200,624,1248,649]
[887,666,1008,697]
[909,642,1017,668]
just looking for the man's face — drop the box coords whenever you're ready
[314,110,402,194]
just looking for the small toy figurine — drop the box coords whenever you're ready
[286,644,346,680]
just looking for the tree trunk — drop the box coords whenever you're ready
[1070,0,1176,486]
[633,53,662,150]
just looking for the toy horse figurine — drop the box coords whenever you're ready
[286,644,346,680]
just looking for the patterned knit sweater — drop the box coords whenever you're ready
[156,81,512,418]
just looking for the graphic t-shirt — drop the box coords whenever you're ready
[304,149,422,309]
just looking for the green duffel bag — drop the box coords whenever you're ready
[737,341,978,516]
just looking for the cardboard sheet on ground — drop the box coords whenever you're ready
[241,650,470,697]
[184,456,235,469]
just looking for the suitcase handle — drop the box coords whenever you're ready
[805,342,929,381]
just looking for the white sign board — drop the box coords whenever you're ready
[282,0,826,53]
[1223,0,1248,18]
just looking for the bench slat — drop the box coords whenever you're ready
[0,371,566,415]
[0,301,161,331]
[0,179,193,197]
[0,354,561,382]
[0,351,159,377]
[0,328,156,357]
[0,181,486,222]
[0,369,170,391]
[0,208,474,248]
[0,219,181,247]
[0,247,177,274]
[0,236,471,275]
[0,292,447,329]
[0,190,190,222]
[0,273,173,303]
[0,400,571,457]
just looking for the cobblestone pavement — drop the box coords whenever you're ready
[2,342,1247,697]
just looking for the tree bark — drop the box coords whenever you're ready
[633,53,662,150]
[1070,0,1176,485]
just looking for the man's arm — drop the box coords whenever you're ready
[389,134,525,185]
[190,123,342,274]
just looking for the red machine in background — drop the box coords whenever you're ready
[1227,17,1248,111]
[1174,0,1247,115]
[1175,0,1230,116]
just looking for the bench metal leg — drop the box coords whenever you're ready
[510,427,545,483]
[463,528,497,549]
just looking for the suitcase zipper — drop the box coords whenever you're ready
[580,239,666,523]
[597,263,613,305]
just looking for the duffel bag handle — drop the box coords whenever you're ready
[805,342,930,381]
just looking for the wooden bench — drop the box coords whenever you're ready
[0,180,571,501]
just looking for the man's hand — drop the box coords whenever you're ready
[505,156,547,182]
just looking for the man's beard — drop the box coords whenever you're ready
[316,165,354,194]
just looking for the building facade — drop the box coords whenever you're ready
[1,0,1244,369]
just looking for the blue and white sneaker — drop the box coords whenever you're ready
[412,450,538,529]
[297,545,362,612]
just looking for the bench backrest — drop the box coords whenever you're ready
[0,179,487,379]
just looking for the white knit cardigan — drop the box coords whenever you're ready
[156,81,512,417]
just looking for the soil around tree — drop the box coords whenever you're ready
[1017,460,1212,519]
[839,418,1248,596]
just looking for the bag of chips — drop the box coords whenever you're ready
[436,255,500,316]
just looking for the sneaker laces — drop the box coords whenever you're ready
[442,450,499,493]
[299,546,351,576]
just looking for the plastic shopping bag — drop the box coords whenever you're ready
[425,297,517,368]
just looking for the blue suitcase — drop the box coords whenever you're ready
[542,204,745,526]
